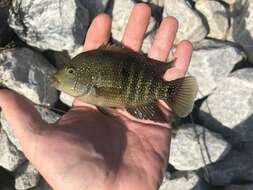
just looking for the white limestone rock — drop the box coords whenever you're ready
[163,0,207,44]
[227,0,253,63]
[8,0,90,57]
[195,0,229,40]
[200,68,253,136]
[15,162,40,190]
[189,39,244,99]
[0,129,26,171]
[0,48,58,106]
[169,124,230,170]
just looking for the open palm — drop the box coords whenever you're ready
[0,4,193,190]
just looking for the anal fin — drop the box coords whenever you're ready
[127,103,166,122]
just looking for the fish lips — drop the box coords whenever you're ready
[49,75,60,88]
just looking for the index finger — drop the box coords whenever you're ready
[83,13,112,51]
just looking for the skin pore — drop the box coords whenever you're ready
[0,3,192,190]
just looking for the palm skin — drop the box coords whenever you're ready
[0,3,193,190]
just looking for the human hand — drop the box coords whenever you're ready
[0,3,192,190]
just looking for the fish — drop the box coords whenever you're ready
[50,44,198,121]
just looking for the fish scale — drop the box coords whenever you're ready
[50,44,198,120]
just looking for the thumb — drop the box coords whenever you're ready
[0,89,47,158]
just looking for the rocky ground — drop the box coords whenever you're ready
[0,0,252,189]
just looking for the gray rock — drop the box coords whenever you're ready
[111,0,156,53]
[195,0,229,40]
[141,0,165,7]
[43,50,71,69]
[8,0,89,57]
[0,48,58,106]
[159,171,208,190]
[0,129,26,171]
[225,184,253,190]
[30,178,52,190]
[1,106,60,150]
[163,0,207,44]
[79,0,109,19]
[60,92,74,107]
[201,142,253,186]
[200,68,253,140]
[15,162,40,190]
[0,2,14,46]
[189,39,244,99]
[227,0,253,63]
[169,124,230,170]
[221,0,237,5]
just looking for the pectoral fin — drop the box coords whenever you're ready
[127,103,166,122]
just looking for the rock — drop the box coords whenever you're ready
[30,178,52,190]
[43,50,71,69]
[159,171,208,190]
[163,0,207,44]
[8,0,89,57]
[195,0,229,40]
[141,0,165,7]
[201,142,253,186]
[79,0,109,19]
[0,129,26,171]
[227,0,253,63]
[15,162,40,190]
[221,0,236,5]
[60,92,74,107]
[169,124,230,170]
[189,39,244,99]
[225,184,253,190]
[1,106,60,150]
[0,2,14,46]
[200,68,253,140]
[0,48,58,106]
[111,0,156,53]
[0,166,15,190]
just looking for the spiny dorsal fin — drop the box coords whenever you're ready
[164,76,198,117]
[99,43,174,75]
[98,43,133,53]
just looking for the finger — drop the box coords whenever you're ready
[148,16,178,61]
[164,40,193,81]
[122,3,151,51]
[83,13,112,51]
[72,98,97,109]
[0,90,46,157]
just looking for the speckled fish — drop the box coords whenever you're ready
[50,44,198,121]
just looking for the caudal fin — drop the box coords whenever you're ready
[164,76,198,117]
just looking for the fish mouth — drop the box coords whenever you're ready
[49,75,60,87]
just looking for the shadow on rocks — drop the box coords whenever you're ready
[0,1,14,46]
[0,166,15,190]
[190,98,242,147]
[198,141,253,186]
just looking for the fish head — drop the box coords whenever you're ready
[50,64,92,97]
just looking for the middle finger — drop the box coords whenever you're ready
[122,3,151,51]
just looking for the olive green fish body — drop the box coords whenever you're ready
[81,49,168,107]
[50,44,198,120]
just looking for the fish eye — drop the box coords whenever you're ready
[66,67,75,75]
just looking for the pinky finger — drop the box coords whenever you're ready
[164,40,193,81]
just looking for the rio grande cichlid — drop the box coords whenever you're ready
[50,44,198,121]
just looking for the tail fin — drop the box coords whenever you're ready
[163,76,198,117]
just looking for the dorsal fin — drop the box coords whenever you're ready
[98,43,174,75]
[98,43,133,53]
